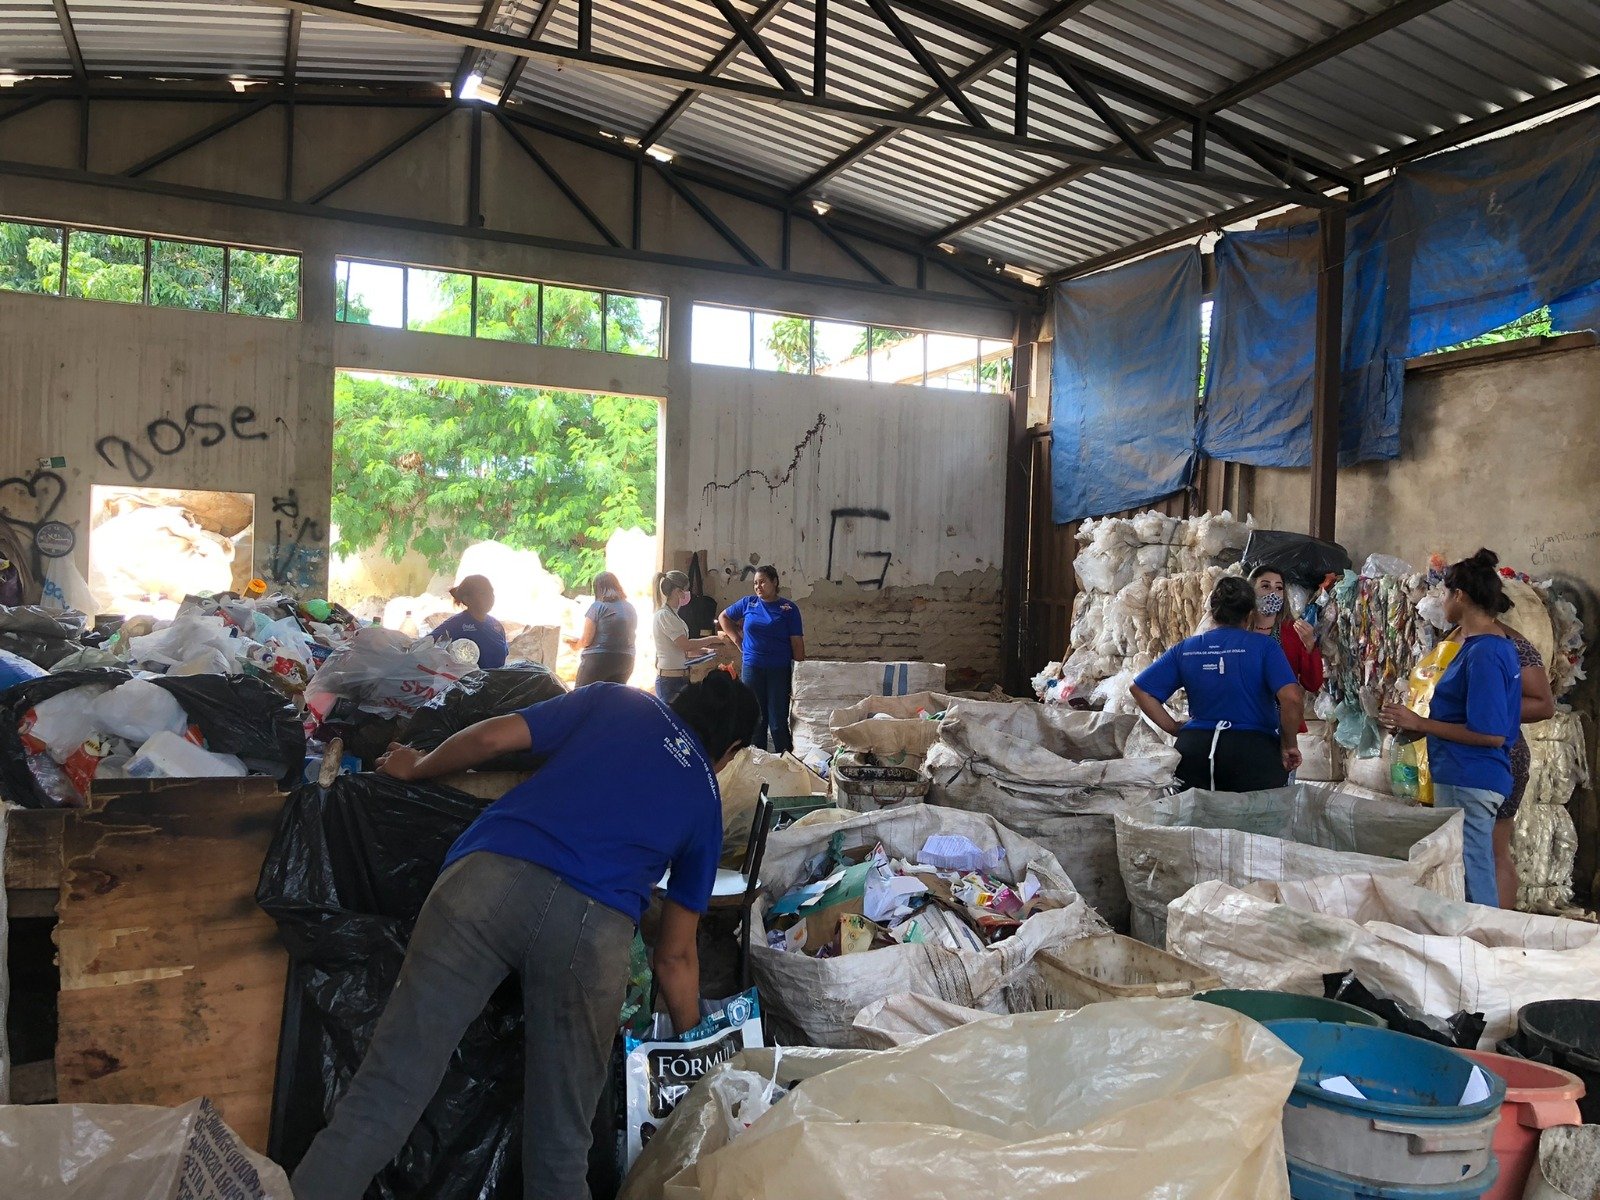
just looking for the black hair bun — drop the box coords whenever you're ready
[1470,548,1500,570]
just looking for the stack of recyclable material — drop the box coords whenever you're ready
[1043,510,1251,714]
[1514,710,1591,916]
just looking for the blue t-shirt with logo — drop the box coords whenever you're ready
[443,684,722,922]
[431,611,509,669]
[1134,626,1298,737]
[722,594,804,668]
[1428,634,1521,796]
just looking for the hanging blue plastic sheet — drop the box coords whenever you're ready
[1050,246,1199,523]
[1198,225,1318,467]
[1202,107,1600,467]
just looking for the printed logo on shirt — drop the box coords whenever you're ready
[663,731,696,769]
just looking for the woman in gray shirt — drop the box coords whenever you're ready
[576,571,637,686]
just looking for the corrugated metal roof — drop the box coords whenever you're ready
[1,0,1595,276]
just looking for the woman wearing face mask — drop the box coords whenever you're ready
[1380,549,1523,906]
[653,570,729,705]
[1249,566,1324,735]
[718,565,805,753]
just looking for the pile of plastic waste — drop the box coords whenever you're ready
[764,834,1051,959]
[1036,510,1252,713]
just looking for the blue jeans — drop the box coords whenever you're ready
[1433,783,1505,906]
[654,674,688,705]
[741,662,794,753]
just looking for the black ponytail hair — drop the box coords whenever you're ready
[1444,548,1512,615]
[754,564,779,586]
[1209,575,1257,627]
[670,671,760,762]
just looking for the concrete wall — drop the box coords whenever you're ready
[0,100,1019,681]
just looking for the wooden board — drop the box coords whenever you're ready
[4,808,65,892]
[53,777,287,1153]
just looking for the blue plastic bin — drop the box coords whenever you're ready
[1288,1155,1500,1200]
[1266,1020,1505,1190]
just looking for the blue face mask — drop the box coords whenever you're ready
[1256,590,1285,617]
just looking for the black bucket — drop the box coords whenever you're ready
[1500,999,1600,1124]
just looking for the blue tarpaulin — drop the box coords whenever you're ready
[1200,107,1600,468]
[1051,247,1200,523]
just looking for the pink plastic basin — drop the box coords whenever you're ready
[1456,1048,1585,1200]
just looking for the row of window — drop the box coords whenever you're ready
[0,220,300,319]
[690,303,1013,393]
[0,220,1016,391]
[335,258,663,357]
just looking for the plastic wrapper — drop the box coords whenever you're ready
[127,613,242,671]
[1323,972,1485,1048]
[1116,784,1464,946]
[0,647,45,691]
[657,1000,1299,1200]
[1239,530,1351,587]
[848,992,996,1048]
[256,773,521,1199]
[748,804,1106,1047]
[1165,873,1600,1045]
[399,664,567,769]
[0,604,87,668]
[305,627,473,722]
[0,1096,293,1198]
[89,679,189,744]
[18,682,115,762]
[1360,552,1415,578]
[1,669,304,807]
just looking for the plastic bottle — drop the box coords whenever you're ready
[126,731,248,778]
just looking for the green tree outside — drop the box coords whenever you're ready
[331,273,659,590]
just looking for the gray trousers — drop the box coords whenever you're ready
[290,851,635,1200]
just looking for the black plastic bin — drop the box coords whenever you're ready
[1499,999,1600,1124]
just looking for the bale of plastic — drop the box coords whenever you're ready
[1116,784,1464,946]
[654,999,1299,1200]
[926,699,1178,931]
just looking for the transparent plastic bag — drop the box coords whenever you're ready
[305,626,471,720]
[710,1067,787,1144]
[90,679,189,744]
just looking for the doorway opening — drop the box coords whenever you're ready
[89,486,256,619]
[329,370,661,685]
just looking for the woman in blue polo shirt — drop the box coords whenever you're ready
[1130,576,1305,792]
[718,565,806,753]
[1382,549,1522,906]
[429,574,508,669]
[291,672,760,1200]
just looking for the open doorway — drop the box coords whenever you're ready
[329,370,661,686]
[89,486,256,619]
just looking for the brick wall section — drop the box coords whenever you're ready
[796,575,1004,690]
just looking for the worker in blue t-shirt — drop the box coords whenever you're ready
[290,674,760,1200]
[429,574,509,669]
[1382,549,1522,906]
[718,564,806,754]
[1130,576,1306,792]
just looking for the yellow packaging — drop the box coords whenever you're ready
[1391,639,1460,804]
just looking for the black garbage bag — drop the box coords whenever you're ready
[400,665,567,770]
[0,604,88,668]
[0,668,305,807]
[1241,531,1353,589]
[1323,972,1486,1047]
[256,774,524,1198]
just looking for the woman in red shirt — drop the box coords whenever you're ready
[1249,567,1324,732]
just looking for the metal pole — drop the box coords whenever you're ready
[1309,205,1346,541]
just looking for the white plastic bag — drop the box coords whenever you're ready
[305,626,471,720]
[125,730,247,779]
[664,1000,1299,1200]
[709,1068,786,1144]
[128,614,239,671]
[0,1096,293,1198]
[89,679,189,744]
[18,684,115,762]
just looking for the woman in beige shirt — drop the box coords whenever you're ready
[653,570,727,704]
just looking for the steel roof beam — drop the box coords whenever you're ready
[786,0,1092,200]
[122,96,279,177]
[1046,71,1600,283]
[861,0,990,130]
[929,0,1451,243]
[495,111,623,247]
[707,0,801,93]
[51,0,88,83]
[498,0,564,103]
[640,0,795,150]
[284,12,302,85]
[239,0,1327,205]
[452,0,509,100]
[304,105,453,203]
